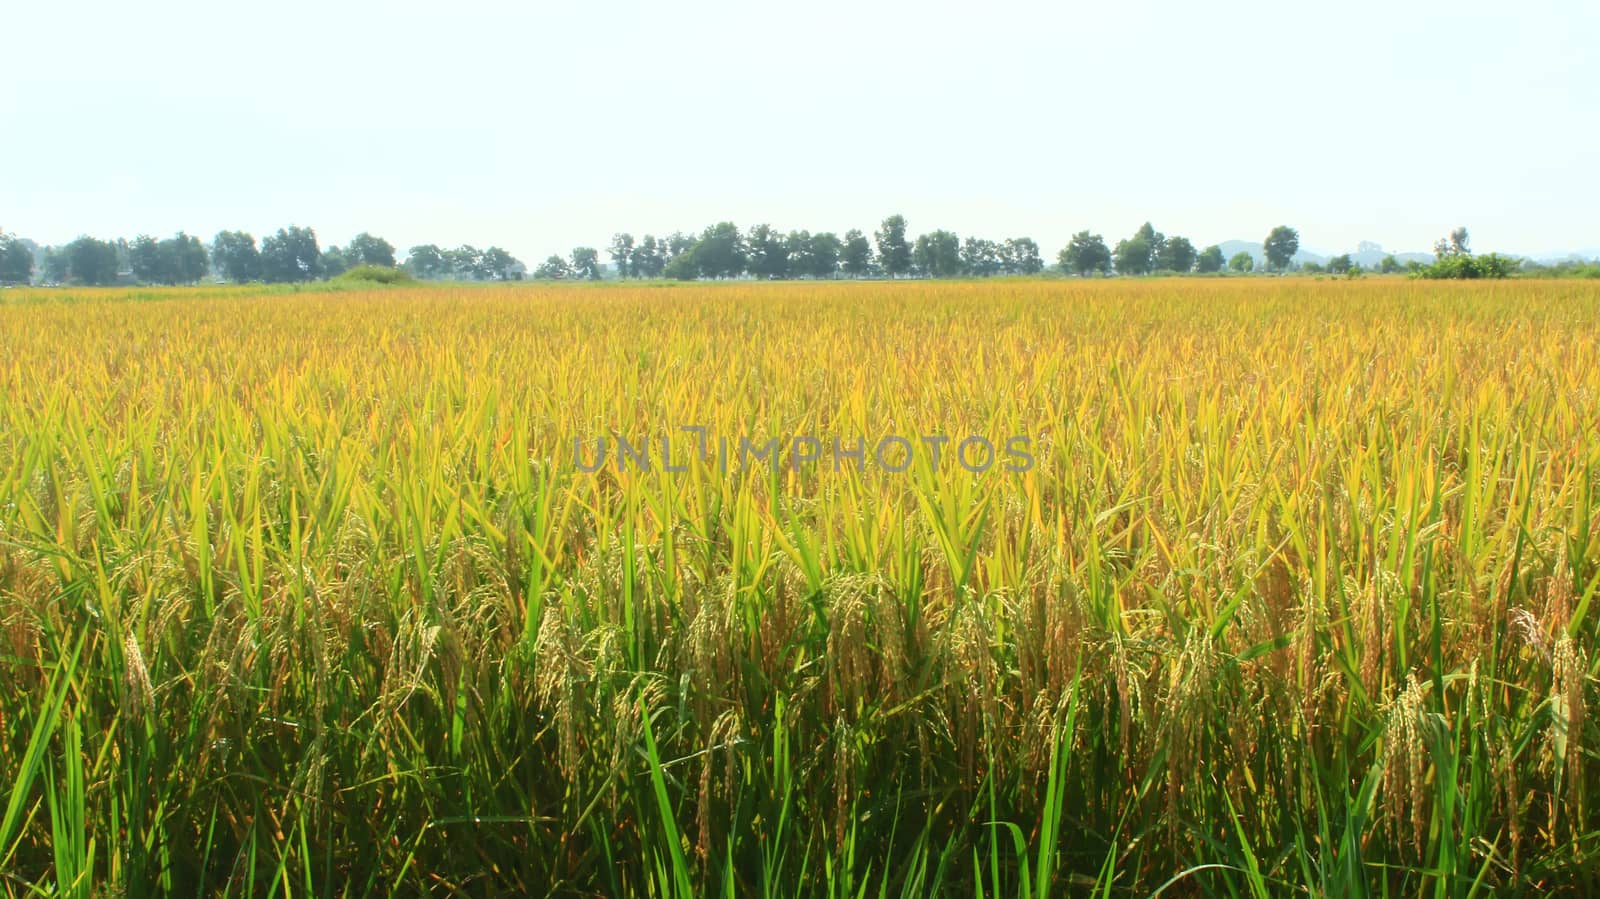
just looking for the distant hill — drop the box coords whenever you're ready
[1526,249,1600,263]
[1215,240,1324,268]
[1214,239,1431,269]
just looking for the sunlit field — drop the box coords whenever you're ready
[3,278,1599,896]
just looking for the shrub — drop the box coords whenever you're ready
[1414,253,1518,279]
[335,264,414,284]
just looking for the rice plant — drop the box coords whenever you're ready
[1,277,1598,895]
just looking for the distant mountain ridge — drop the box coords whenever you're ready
[1211,239,1600,269]
[1214,240,1432,269]
[1525,249,1600,263]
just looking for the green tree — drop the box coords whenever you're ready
[129,235,165,284]
[1419,252,1517,279]
[1379,254,1401,274]
[42,247,69,283]
[260,226,321,282]
[609,233,635,278]
[0,230,34,284]
[447,246,487,280]
[694,222,745,279]
[481,247,522,280]
[1195,245,1225,273]
[960,237,1001,276]
[1263,225,1299,272]
[212,231,260,283]
[786,230,814,278]
[1005,237,1043,275]
[1327,253,1352,275]
[162,232,208,283]
[1133,222,1165,271]
[1157,236,1196,273]
[875,215,912,277]
[1228,251,1254,273]
[321,245,350,278]
[346,233,396,267]
[663,247,699,280]
[746,224,790,279]
[1058,231,1111,276]
[631,235,666,278]
[570,246,601,280]
[665,232,695,259]
[134,233,207,284]
[1416,229,1516,279]
[64,236,120,285]
[912,230,962,278]
[404,244,446,278]
[841,229,873,277]
[805,232,842,278]
[533,255,571,279]
[1113,237,1152,275]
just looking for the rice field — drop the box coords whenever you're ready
[2,277,1599,896]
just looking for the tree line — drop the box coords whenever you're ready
[1056,224,1301,276]
[0,218,1531,287]
[564,219,1047,281]
[0,218,1288,287]
[0,227,531,287]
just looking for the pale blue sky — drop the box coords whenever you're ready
[6,0,1597,261]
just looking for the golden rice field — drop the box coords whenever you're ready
[2,278,1599,896]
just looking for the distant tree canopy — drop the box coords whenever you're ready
[1113,236,1152,276]
[875,215,913,278]
[0,230,34,284]
[797,231,843,279]
[1263,225,1300,272]
[403,245,446,279]
[212,231,260,282]
[590,220,1043,282]
[533,255,571,280]
[399,243,523,281]
[746,224,788,279]
[1006,238,1044,275]
[841,230,873,277]
[1098,222,1198,276]
[130,232,208,284]
[632,236,667,278]
[16,226,397,286]
[693,222,746,279]
[7,216,1535,287]
[321,245,351,279]
[608,234,635,277]
[1415,226,1516,279]
[1157,236,1197,273]
[346,232,396,268]
[663,252,698,281]
[570,247,602,280]
[63,237,120,286]
[911,230,962,278]
[1133,223,1164,271]
[260,226,322,282]
[1058,231,1111,276]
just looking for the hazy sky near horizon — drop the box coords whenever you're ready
[6,0,1598,261]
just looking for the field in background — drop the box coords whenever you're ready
[2,279,1599,896]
